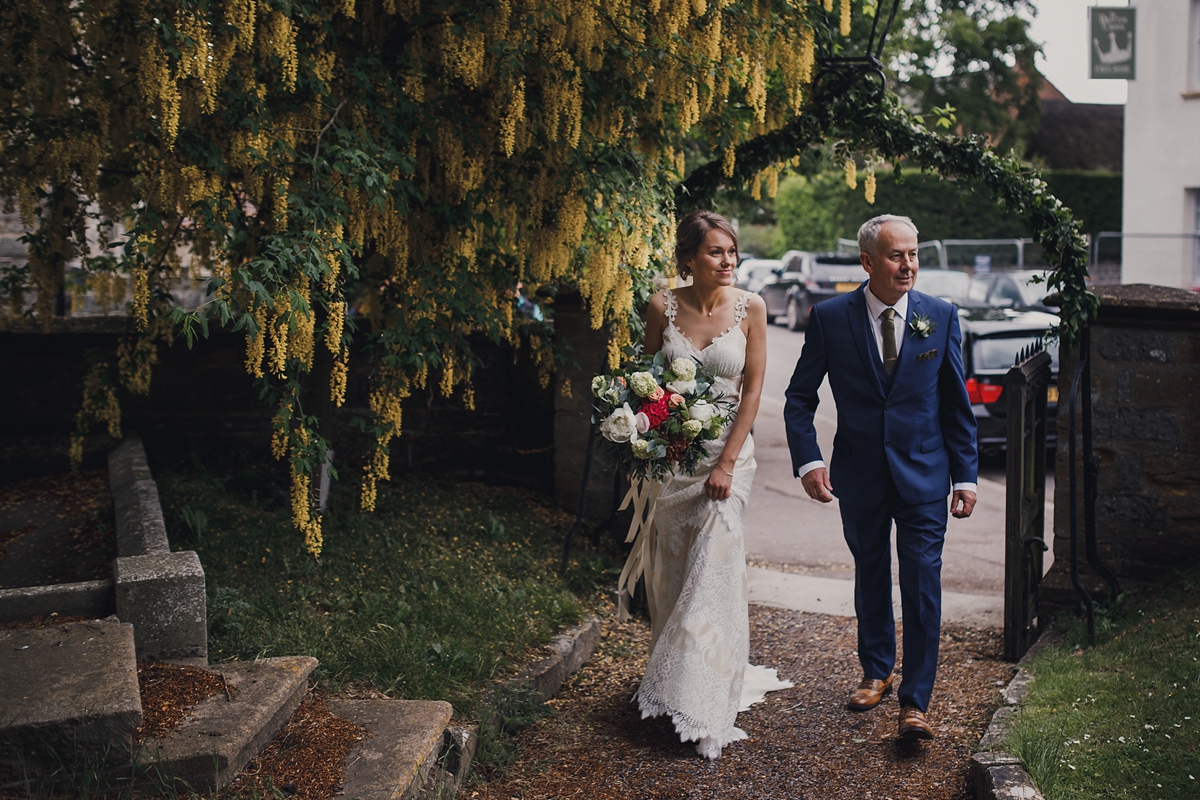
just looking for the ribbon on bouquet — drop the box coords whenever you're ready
[616,474,673,622]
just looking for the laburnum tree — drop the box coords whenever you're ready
[0,0,1091,554]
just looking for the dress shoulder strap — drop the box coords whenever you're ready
[663,289,678,323]
[733,291,750,325]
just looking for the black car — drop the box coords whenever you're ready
[758,251,867,330]
[957,305,1059,457]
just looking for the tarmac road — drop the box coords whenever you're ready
[744,322,1054,623]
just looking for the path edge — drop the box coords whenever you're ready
[970,627,1063,800]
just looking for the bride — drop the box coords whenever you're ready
[631,210,792,759]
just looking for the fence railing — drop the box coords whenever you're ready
[1003,343,1053,661]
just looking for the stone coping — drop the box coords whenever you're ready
[970,628,1063,800]
[1047,283,1200,325]
[0,436,207,661]
[1091,283,1200,311]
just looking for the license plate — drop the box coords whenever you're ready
[835,282,859,293]
[1046,385,1059,403]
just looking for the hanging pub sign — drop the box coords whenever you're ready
[1089,7,1136,80]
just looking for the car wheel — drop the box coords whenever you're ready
[765,313,777,325]
[786,297,804,331]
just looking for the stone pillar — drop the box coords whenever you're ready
[114,551,208,663]
[1043,284,1200,612]
[553,293,621,520]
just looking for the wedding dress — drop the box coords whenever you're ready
[633,289,792,760]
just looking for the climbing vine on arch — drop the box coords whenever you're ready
[681,68,1098,353]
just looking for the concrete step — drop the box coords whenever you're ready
[0,619,141,769]
[132,655,316,794]
[327,699,477,800]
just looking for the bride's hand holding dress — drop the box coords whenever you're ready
[631,214,791,760]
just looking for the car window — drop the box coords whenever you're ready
[974,336,1059,372]
[988,277,1023,307]
[967,276,990,301]
[1019,274,1052,305]
[915,270,969,299]
[811,258,866,280]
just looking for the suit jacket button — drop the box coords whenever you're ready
[885,404,891,411]
[885,440,891,447]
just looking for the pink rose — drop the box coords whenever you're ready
[648,385,665,402]
[668,393,685,408]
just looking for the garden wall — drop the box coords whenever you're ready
[1041,285,1200,612]
[0,318,556,494]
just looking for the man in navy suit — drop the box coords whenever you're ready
[783,215,978,739]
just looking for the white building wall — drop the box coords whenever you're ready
[1122,1,1200,287]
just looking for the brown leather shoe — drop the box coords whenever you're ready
[898,704,935,740]
[846,674,894,711]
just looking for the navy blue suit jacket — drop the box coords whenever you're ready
[784,284,978,506]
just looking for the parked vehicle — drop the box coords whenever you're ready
[735,258,783,294]
[758,251,867,330]
[913,269,971,302]
[957,305,1060,457]
[758,251,813,329]
[966,270,1055,312]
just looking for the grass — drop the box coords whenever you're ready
[157,453,618,717]
[1003,573,1200,799]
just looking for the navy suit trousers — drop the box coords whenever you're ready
[839,474,947,712]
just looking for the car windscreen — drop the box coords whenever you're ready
[973,335,1059,372]
[1020,274,1052,304]
[916,270,969,299]
[811,259,866,280]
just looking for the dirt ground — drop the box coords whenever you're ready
[0,470,114,589]
[468,604,1013,800]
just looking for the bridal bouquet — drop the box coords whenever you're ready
[590,351,734,482]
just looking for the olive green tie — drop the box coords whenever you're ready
[881,308,898,375]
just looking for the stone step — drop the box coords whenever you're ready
[0,619,142,770]
[132,655,316,794]
[327,699,477,800]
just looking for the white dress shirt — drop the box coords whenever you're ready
[797,286,976,494]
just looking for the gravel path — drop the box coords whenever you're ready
[469,604,1013,799]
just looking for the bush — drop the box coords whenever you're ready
[775,169,1122,253]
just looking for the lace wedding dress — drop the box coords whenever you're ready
[634,289,792,760]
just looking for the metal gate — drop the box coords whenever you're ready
[1003,344,1053,662]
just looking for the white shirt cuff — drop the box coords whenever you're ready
[952,482,977,493]
[797,460,826,478]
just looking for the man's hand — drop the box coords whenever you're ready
[951,489,977,519]
[801,468,834,503]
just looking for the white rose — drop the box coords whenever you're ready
[599,403,640,443]
[670,357,697,382]
[666,378,697,395]
[688,400,715,423]
[635,412,651,434]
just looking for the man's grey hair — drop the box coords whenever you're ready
[857,215,919,257]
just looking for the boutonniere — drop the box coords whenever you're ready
[909,313,936,338]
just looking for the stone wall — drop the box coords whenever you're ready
[1042,285,1200,610]
[552,293,622,520]
[0,319,555,493]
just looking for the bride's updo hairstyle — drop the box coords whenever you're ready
[675,210,738,280]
